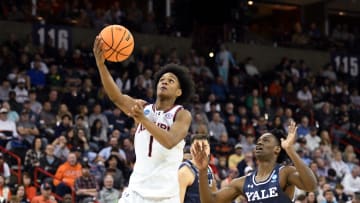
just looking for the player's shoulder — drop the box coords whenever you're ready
[228,175,247,194]
[179,160,196,173]
[173,107,191,120]
[279,164,297,177]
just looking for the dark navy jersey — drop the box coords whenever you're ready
[179,160,214,203]
[243,164,293,203]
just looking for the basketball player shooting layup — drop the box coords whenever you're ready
[192,120,318,203]
[93,36,195,203]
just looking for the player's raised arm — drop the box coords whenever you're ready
[282,120,317,191]
[192,141,243,203]
[93,36,137,116]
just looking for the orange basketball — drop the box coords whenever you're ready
[99,25,134,62]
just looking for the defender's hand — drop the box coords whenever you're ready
[281,119,298,150]
[191,141,209,171]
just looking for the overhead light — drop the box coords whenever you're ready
[209,52,214,58]
[248,1,254,6]
[339,11,345,16]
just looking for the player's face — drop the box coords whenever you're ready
[255,133,279,160]
[156,72,181,98]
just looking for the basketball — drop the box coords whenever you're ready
[99,24,134,62]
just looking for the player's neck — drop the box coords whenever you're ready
[155,99,176,111]
[256,161,276,177]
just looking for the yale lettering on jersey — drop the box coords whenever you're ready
[245,186,279,201]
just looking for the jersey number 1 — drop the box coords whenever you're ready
[148,136,154,157]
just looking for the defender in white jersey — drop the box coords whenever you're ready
[93,36,195,203]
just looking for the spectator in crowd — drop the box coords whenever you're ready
[244,57,260,77]
[13,78,29,104]
[0,80,11,102]
[209,112,227,142]
[22,172,36,202]
[39,144,62,181]
[214,132,234,157]
[306,191,318,203]
[240,129,256,154]
[24,137,44,175]
[0,153,10,184]
[342,165,360,196]
[88,104,109,133]
[2,102,19,122]
[245,88,264,110]
[74,161,98,203]
[98,137,127,163]
[38,101,56,140]
[227,143,244,170]
[331,151,350,180]
[305,126,321,151]
[98,174,121,203]
[0,107,19,148]
[334,183,350,203]
[17,110,40,148]
[89,119,107,151]
[0,174,11,202]
[53,152,82,196]
[321,189,337,203]
[215,44,238,85]
[14,184,30,203]
[31,182,57,203]
[297,84,313,107]
[122,137,135,169]
[27,58,46,88]
[297,116,311,138]
[52,135,70,162]
[54,114,73,138]
[104,155,125,190]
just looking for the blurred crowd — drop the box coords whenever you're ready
[0,1,359,203]
[1,0,360,51]
[0,29,359,202]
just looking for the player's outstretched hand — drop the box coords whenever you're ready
[281,119,298,150]
[191,141,209,171]
[93,36,105,66]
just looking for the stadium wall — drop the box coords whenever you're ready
[0,21,329,72]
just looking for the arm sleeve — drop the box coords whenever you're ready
[53,165,64,186]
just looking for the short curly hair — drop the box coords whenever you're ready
[153,64,195,105]
[270,129,289,164]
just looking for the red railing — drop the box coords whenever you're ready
[0,146,21,185]
[330,124,360,155]
[34,167,76,203]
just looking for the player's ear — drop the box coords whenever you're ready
[274,145,281,154]
[176,89,182,97]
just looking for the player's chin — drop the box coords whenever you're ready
[157,92,171,98]
[254,150,264,156]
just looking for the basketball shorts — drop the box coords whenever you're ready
[118,188,180,203]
